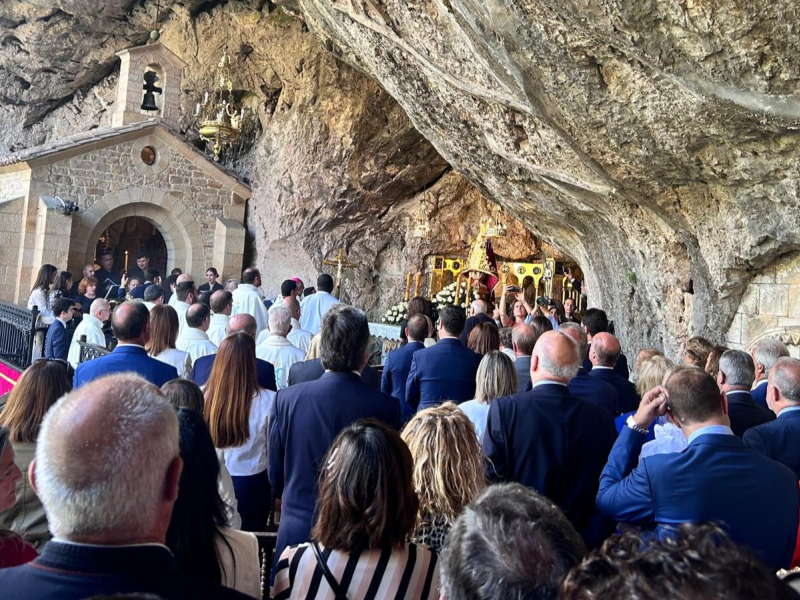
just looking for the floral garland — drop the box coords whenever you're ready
[381,281,481,325]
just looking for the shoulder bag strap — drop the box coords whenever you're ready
[311,541,349,600]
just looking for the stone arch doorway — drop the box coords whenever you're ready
[96,217,168,278]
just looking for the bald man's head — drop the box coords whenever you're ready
[531,330,581,383]
[176,274,193,285]
[111,301,150,344]
[590,332,621,368]
[282,296,301,320]
[226,313,257,338]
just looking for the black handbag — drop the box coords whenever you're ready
[311,542,349,600]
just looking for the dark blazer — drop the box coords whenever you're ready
[589,367,639,414]
[191,353,277,392]
[73,345,178,389]
[198,281,224,293]
[268,371,401,576]
[405,338,482,412]
[381,341,424,419]
[484,382,618,548]
[129,281,155,300]
[94,268,121,295]
[125,267,145,283]
[584,351,629,380]
[514,355,532,392]
[726,390,775,437]
[460,312,495,345]
[0,541,251,600]
[751,381,769,408]
[569,367,619,415]
[744,409,800,477]
[44,320,70,361]
[287,357,381,390]
[597,427,799,570]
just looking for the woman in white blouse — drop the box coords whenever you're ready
[27,264,58,359]
[146,305,191,378]
[205,332,275,532]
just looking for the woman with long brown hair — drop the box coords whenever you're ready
[467,322,501,355]
[146,304,191,378]
[0,360,72,549]
[204,332,274,532]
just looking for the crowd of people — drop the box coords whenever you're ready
[2,257,800,599]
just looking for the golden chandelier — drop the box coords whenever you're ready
[195,51,245,161]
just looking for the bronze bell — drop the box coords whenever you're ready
[141,71,162,112]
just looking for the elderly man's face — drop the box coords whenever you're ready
[83,265,95,279]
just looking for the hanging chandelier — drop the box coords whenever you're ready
[485,207,507,238]
[412,196,432,239]
[195,50,245,161]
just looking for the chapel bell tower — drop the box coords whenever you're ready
[112,42,187,128]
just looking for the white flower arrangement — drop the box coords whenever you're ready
[433,281,468,308]
[381,300,410,325]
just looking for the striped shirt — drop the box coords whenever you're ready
[272,542,440,600]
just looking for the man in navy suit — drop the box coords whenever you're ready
[744,357,800,477]
[717,349,774,436]
[597,366,799,570]
[268,305,401,579]
[560,323,619,415]
[0,374,249,600]
[588,333,638,413]
[190,313,277,391]
[405,305,482,412]
[381,314,428,419]
[287,357,382,388]
[511,324,536,391]
[44,298,75,361]
[73,302,178,389]
[751,338,790,408]
[582,308,629,379]
[460,299,495,345]
[484,331,617,549]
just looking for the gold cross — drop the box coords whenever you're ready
[322,249,358,296]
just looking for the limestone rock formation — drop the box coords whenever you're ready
[298,0,800,355]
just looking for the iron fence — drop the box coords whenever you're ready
[0,301,38,370]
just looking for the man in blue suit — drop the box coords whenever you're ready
[560,323,619,415]
[582,308,629,379]
[751,339,790,408]
[597,366,799,570]
[381,314,428,419]
[190,314,277,391]
[73,302,178,389]
[268,305,401,579]
[484,331,617,549]
[512,324,536,392]
[745,357,800,477]
[287,357,382,389]
[405,305,482,412]
[460,299,495,345]
[717,349,774,436]
[588,333,638,414]
[44,298,75,361]
[128,267,159,300]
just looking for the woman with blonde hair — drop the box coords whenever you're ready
[205,332,274,531]
[459,351,517,440]
[636,356,686,460]
[401,403,486,552]
[146,304,191,378]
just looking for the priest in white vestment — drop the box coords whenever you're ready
[176,303,217,369]
[231,268,269,335]
[299,274,340,335]
[256,306,306,389]
[208,290,233,347]
[67,298,111,367]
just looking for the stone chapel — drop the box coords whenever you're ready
[0,41,250,305]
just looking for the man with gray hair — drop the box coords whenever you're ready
[752,339,790,408]
[0,374,249,599]
[256,305,306,389]
[560,322,619,415]
[461,298,495,345]
[484,330,617,549]
[67,298,110,368]
[744,357,800,476]
[718,349,774,437]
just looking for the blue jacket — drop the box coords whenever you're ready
[589,367,639,414]
[405,338,482,412]
[584,351,629,380]
[568,367,619,415]
[129,282,155,300]
[73,345,178,389]
[460,312,495,345]
[268,371,401,576]
[484,382,618,548]
[381,341,424,418]
[744,409,800,477]
[725,390,774,437]
[751,381,769,408]
[287,358,381,389]
[0,541,250,600]
[597,427,799,569]
[44,320,70,361]
[191,353,277,392]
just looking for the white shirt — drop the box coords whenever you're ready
[299,291,340,334]
[67,314,106,367]
[256,335,306,389]
[287,318,313,354]
[168,292,178,307]
[218,459,242,530]
[28,289,54,325]
[208,313,230,347]
[173,301,191,336]
[216,388,275,476]
[176,328,217,369]
[459,399,490,442]
[232,284,269,336]
[153,347,192,378]
[143,301,158,312]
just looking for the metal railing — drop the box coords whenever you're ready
[77,335,111,364]
[0,301,38,370]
